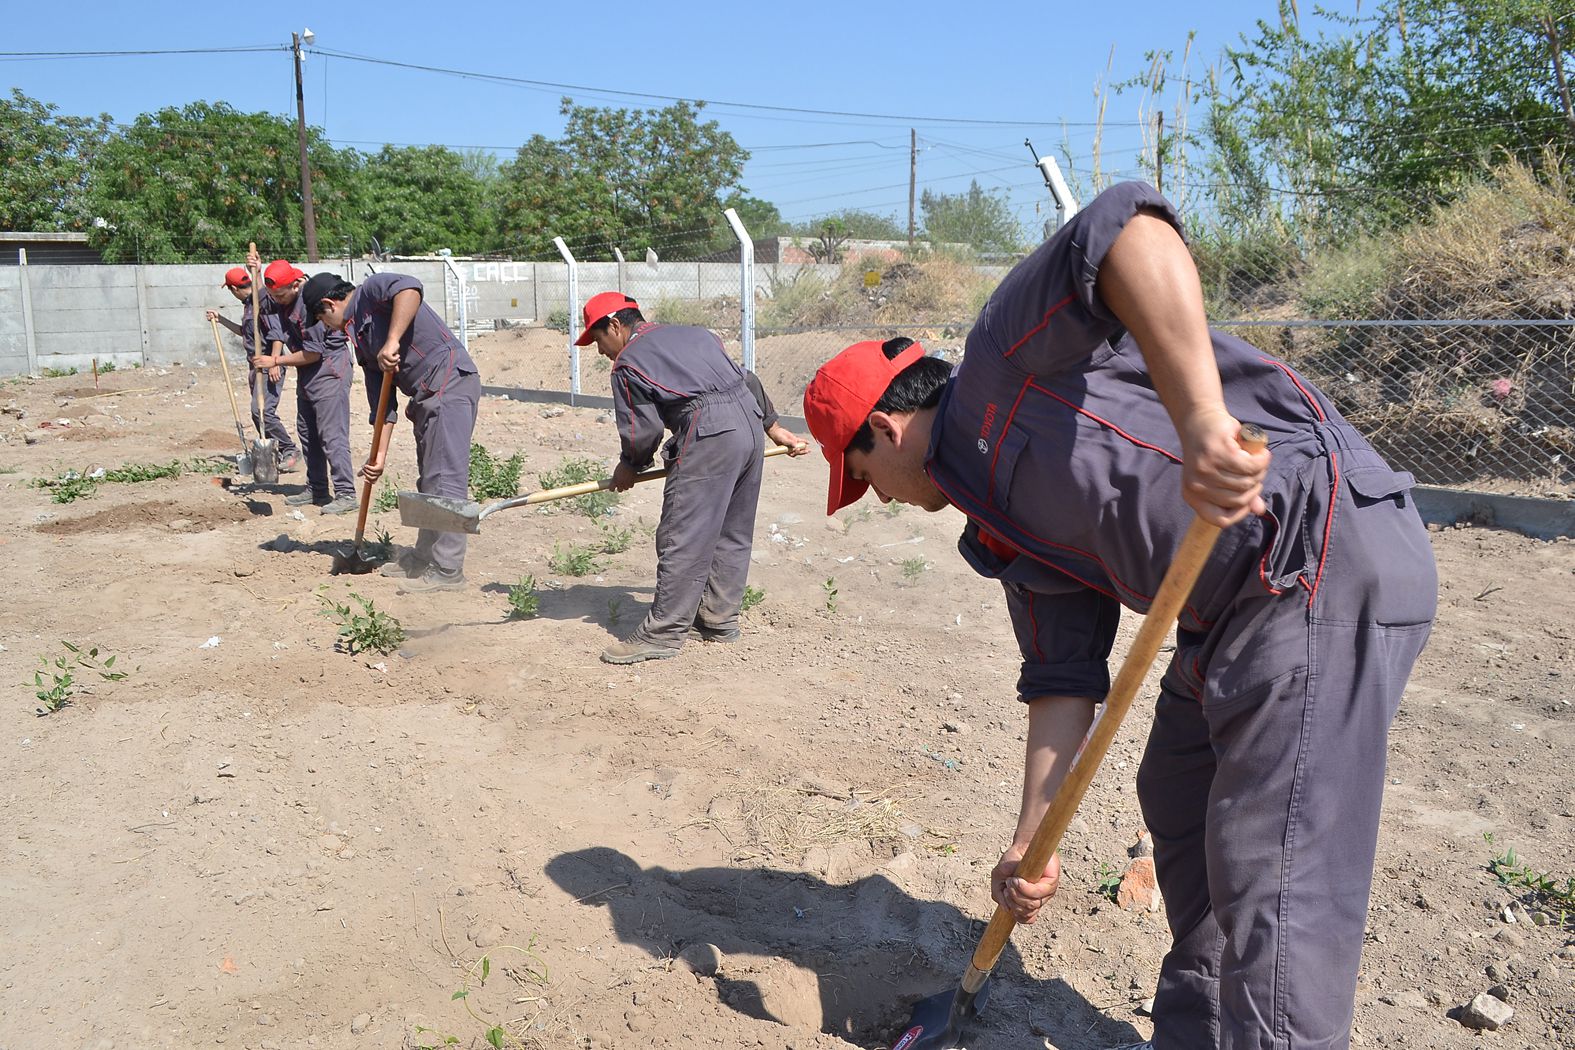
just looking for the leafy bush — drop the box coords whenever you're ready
[469,443,523,501]
[549,542,603,577]
[539,456,619,518]
[318,591,406,655]
[741,585,765,612]
[506,575,540,619]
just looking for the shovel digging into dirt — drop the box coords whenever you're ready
[890,426,1267,1050]
[397,444,792,534]
[208,316,254,477]
[330,371,397,575]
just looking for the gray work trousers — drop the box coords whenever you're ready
[249,364,299,457]
[297,373,355,500]
[408,371,480,575]
[634,414,765,648]
[1136,447,1437,1050]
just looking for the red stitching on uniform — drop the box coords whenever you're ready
[1306,452,1339,608]
[1003,293,1076,359]
[1025,382,1182,462]
[1025,590,1046,661]
[1190,656,1205,700]
[1260,357,1326,422]
[619,372,637,454]
[987,375,1034,505]
[614,361,686,400]
[1256,511,1284,596]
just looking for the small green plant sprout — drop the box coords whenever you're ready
[883,500,904,517]
[41,365,78,378]
[822,577,839,615]
[366,527,395,564]
[445,939,552,1049]
[1093,861,1123,903]
[30,641,132,716]
[97,360,116,374]
[101,460,183,484]
[741,584,766,613]
[900,556,929,583]
[549,541,603,578]
[318,590,406,655]
[31,470,98,504]
[373,476,399,513]
[540,456,620,518]
[506,576,540,620]
[469,443,524,501]
[607,595,624,628]
[1484,833,1575,928]
[597,520,634,554]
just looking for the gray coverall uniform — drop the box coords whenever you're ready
[611,323,767,648]
[931,182,1437,1050]
[264,295,354,500]
[242,293,299,459]
[347,273,480,576]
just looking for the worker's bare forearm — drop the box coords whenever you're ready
[1013,694,1099,848]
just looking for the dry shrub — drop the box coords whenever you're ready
[697,776,925,864]
[757,256,1002,332]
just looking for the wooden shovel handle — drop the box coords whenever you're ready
[967,424,1269,981]
[209,317,247,441]
[248,243,265,433]
[353,371,397,546]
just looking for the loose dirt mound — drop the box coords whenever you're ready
[37,495,255,535]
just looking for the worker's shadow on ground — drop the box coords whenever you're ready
[479,582,656,637]
[545,846,1142,1050]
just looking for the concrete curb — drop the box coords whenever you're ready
[1412,485,1575,540]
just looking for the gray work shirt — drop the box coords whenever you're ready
[930,181,1416,701]
[610,323,763,471]
[346,272,477,422]
[262,293,350,400]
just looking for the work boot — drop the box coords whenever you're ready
[687,621,741,643]
[380,551,426,579]
[319,494,359,516]
[278,451,302,473]
[600,636,680,665]
[286,490,329,506]
[398,566,466,594]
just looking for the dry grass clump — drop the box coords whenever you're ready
[693,775,931,865]
[756,255,1001,332]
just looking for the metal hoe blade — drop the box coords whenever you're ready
[397,492,482,535]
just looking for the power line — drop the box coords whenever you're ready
[0,46,284,59]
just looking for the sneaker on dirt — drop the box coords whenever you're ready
[319,494,359,516]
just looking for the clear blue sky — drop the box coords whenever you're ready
[4,1,1348,248]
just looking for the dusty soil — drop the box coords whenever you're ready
[0,341,1572,1050]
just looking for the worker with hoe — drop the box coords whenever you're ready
[206,263,301,474]
[303,270,481,594]
[249,256,358,516]
[576,292,809,665]
[801,182,1437,1050]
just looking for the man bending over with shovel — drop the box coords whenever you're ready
[305,271,481,594]
[206,264,301,474]
[577,292,809,664]
[801,182,1437,1050]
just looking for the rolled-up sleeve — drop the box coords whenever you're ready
[1003,583,1120,702]
[743,370,780,430]
[976,181,1184,377]
[612,366,665,471]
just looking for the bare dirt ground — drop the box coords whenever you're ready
[1,336,1572,1050]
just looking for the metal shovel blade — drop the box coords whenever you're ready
[251,439,279,484]
[235,447,255,477]
[889,976,991,1050]
[398,491,482,535]
[330,542,384,575]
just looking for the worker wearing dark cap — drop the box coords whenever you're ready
[250,259,357,515]
[206,264,299,472]
[303,270,480,593]
[576,291,808,664]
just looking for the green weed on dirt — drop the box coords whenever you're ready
[31,458,196,503]
[1485,833,1575,929]
[506,576,540,619]
[470,443,524,501]
[29,641,132,716]
[318,590,406,655]
[741,584,766,612]
[539,457,620,518]
[549,542,603,577]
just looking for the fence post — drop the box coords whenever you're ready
[1035,154,1080,230]
[724,208,755,373]
[612,246,625,292]
[554,236,580,404]
[133,263,151,363]
[441,255,469,352]
[18,249,37,377]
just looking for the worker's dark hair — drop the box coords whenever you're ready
[304,275,356,317]
[591,306,645,334]
[845,337,953,454]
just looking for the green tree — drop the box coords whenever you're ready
[83,101,365,263]
[357,145,492,255]
[0,89,112,231]
[1209,0,1575,243]
[724,194,784,239]
[788,208,906,239]
[497,98,750,259]
[921,180,1023,254]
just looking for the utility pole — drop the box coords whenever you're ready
[292,31,320,262]
[1155,111,1164,194]
[907,128,917,246]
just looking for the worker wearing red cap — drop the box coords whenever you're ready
[303,270,481,593]
[802,183,1436,1050]
[576,291,808,664]
[249,257,357,516]
[205,264,300,472]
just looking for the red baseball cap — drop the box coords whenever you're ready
[802,339,927,515]
[263,259,305,288]
[574,291,641,346]
[221,266,251,289]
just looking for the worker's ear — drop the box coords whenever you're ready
[867,410,902,446]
